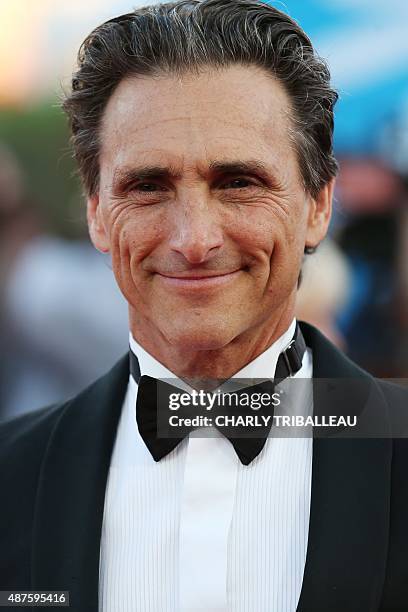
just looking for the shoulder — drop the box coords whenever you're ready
[376,379,408,478]
[0,355,128,587]
[377,381,408,608]
[0,402,68,453]
[375,379,408,438]
[0,402,71,587]
[0,352,129,472]
[376,378,408,406]
[0,401,69,452]
[0,400,69,496]
[0,401,70,490]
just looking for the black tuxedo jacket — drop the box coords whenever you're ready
[1,322,407,612]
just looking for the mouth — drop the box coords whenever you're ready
[156,269,242,289]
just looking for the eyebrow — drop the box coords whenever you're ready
[112,164,181,189]
[208,159,271,178]
[111,159,276,191]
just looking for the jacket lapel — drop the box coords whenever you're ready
[296,322,392,612]
[31,355,129,612]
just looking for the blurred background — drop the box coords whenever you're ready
[0,0,407,421]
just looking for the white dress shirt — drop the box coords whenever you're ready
[99,319,313,612]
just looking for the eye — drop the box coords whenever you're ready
[134,182,163,192]
[221,177,256,189]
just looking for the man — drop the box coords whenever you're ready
[1,1,407,611]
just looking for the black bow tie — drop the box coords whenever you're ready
[131,324,306,466]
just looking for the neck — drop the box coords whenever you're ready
[129,304,296,385]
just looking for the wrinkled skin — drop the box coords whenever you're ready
[88,64,333,381]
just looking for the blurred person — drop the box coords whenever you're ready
[0,3,407,612]
[0,145,37,272]
[396,201,408,372]
[0,145,129,420]
[379,99,408,376]
[0,144,40,419]
[0,146,129,422]
[335,157,407,376]
[295,238,351,349]
[3,236,129,418]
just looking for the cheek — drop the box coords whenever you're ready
[109,208,162,259]
[228,204,276,250]
[228,200,296,266]
[106,209,165,293]
[231,198,307,290]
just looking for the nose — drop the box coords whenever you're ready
[168,196,224,264]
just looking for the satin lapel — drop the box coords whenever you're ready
[31,355,129,612]
[296,323,392,612]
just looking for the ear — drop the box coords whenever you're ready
[87,194,110,253]
[305,178,335,250]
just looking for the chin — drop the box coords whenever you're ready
[163,320,238,352]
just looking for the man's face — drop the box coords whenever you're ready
[89,64,332,351]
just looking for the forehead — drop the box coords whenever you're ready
[99,64,296,175]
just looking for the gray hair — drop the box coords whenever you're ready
[63,0,338,198]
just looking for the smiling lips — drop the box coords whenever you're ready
[156,269,242,289]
